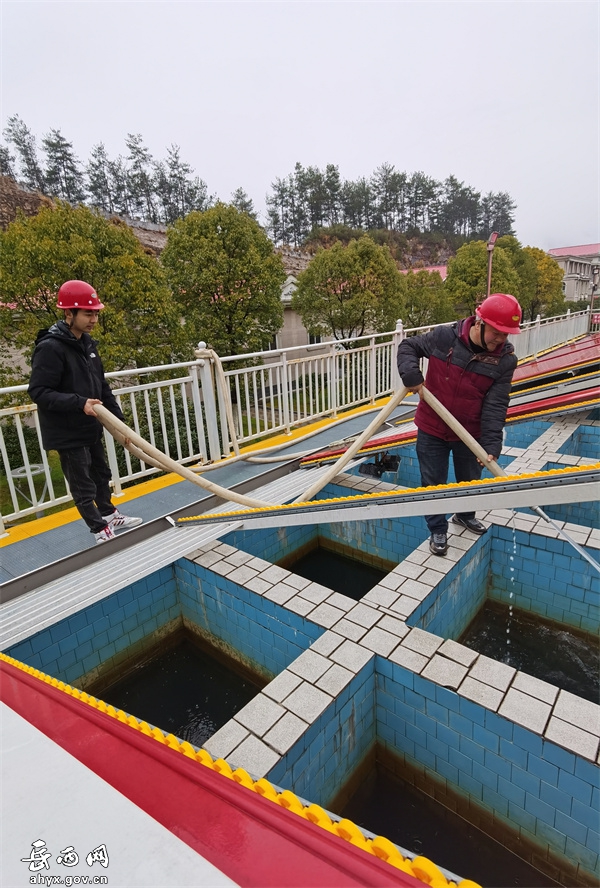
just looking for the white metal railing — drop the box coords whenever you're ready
[0,309,592,529]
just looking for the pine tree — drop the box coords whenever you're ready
[41,128,86,203]
[3,115,45,191]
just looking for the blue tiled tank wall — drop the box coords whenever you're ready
[558,425,600,461]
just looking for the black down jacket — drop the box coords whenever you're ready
[28,321,124,451]
[396,316,517,457]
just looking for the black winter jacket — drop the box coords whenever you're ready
[396,317,517,457]
[28,321,124,451]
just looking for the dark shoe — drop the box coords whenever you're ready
[452,514,487,535]
[429,532,448,556]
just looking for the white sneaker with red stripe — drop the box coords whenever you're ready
[102,509,143,531]
[95,524,117,544]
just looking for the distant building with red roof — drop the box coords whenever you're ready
[548,243,600,302]
[399,265,447,281]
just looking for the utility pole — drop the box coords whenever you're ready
[486,231,499,298]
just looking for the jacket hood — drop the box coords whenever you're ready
[34,320,95,349]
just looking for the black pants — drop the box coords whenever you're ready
[58,441,115,534]
[416,429,483,534]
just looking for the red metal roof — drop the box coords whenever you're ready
[548,244,600,257]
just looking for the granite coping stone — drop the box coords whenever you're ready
[545,717,600,761]
[309,602,347,628]
[438,639,479,667]
[468,654,516,692]
[310,631,344,657]
[329,639,374,673]
[344,602,381,629]
[288,649,332,683]
[282,573,313,591]
[393,562,426,580]
[316,663,355,696]
[207,560,238,577]
[553,691,600,735]
[458,676,504,711]
[191,550,222,568]
[244,576,272,596]
[223,549,254,567]
[285,596,317,617]
[263,712,309,755]
[395,578,433,602]
[362,586,399,607]
[284,682,333,722]
[421,654,468,690]
[389,645,428,673]
[263,582,300,605]
[227,734,281,779]
[325,592,355,613]
[378,574,409,593]
[262,670,303,704]
[334,619,368,642]
[234,694,286,736]
[359,626,401,657]
[402,627,444,657]
[203,719,250,760]
[298,583,334,605]
[376,614,410,639]
[499,688,553,734]
[511,672,560,705]
[259,564,292,584]
[227,565,260,585]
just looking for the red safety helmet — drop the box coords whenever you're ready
[476,293,522,334]
[56,280,105,311]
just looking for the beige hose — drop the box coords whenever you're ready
[93,404,270,508]
[294,386,409,503]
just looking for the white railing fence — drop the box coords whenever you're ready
[0,309,592,530]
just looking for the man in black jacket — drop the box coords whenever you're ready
[28,280,142,544]
[397,293,521,556]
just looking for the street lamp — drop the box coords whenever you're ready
[486,231,499,299]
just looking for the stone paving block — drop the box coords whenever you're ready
[298,583,333,605]
[553,691,600,735]
[227,734,281,779]
[402,627,444,658]
[421,654,468,690]
[262,670,303,703]
[245,577,272,596]
[378,573,408,592]
[214,542,238,557]
[224,549,254,567]
[389,645,428,674]
[360,626,402,657]
[316,663,355,696]
[193,550,223,568]
[345,602,381,629]
[468,654,516,692]
[511,672,559,706]
[458,677,504,711]
[326,592,355,612]
[334,619,368,642]
[288,649,332,683]
[397,578,433,602]
[284,682,333,723]
[259,564,291,584]
[499,688,552,734]
[263,582,298,605]
[446,535,475,552]
[282,573,312,591]
[204,719,249,759]
[330,639,374,673]
[377,614,410,639]
[246,556,273,572]
[545,717,600,761]
[263,712,309,755]
[235,694,286,736]
[406,550,429,565]
[309,602,346,628]
[394,561,426,580]
[310,630,345,657]
[227,565,260,585]
[438,639,478,667]
[362,586,399,608]
[285,596,316,617]
[208,560,237,577]
[418,567,446,587]
[389,596,420,618]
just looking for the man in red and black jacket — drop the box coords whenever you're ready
[397,293,522,556]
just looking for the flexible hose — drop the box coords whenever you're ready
[93,404,271,509]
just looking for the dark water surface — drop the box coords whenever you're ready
[459,601,599,704]
[98,635,263,747]
[341,766,561,888]
[287,545,387,600]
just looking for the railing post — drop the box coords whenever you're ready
[281,351,291,433]
[0,513,7,539]
[391,319,404,388]
[195,342,222,462]
[369,336,377,404]
[189,361,208,463]
[329,344,338,418]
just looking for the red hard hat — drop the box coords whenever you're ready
[56,280,105,310]
[477,293,521,334]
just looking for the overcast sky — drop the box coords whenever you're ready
[1,0,598,250]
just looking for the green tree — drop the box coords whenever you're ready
[41,128,86,203]
[403,269,455,328]
[444,239,520,314]
[3,115,45,191]
[0,202,184,385]
[230,187,257,220]
[291,237,405,343]
[521,246,566,320]
[161,203,286,356]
